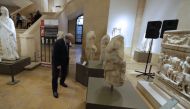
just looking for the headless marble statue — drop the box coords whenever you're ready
[100,34,110,64]
[0,6,19,61]
[104,35,126,87]
[85,31,97,61]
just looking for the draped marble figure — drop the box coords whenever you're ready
[104,35,126,87]
[85,31,97,61]
[100,34,110,64]
[0,6,19,60]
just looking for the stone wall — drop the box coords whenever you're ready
[82,0,110,61]
[68,18,76,44]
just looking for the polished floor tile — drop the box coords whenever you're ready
[0,45,155,109]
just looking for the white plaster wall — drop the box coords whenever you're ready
[137,0,190,54]
[43,0,49,12]
[107,0,138,49]
[177,0,190,29]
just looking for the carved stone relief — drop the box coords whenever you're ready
[157,30,190,97]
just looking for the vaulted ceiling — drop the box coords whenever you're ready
[0,0,16,6]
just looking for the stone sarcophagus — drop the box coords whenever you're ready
[155,30,190,108]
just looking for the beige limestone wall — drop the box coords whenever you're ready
[68,19,76,43]
[82,0,110,61]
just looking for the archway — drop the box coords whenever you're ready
[75,15,83,44]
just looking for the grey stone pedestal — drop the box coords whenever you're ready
[76,61,104,86]
[0,57,31,85]
[86,77,149,109]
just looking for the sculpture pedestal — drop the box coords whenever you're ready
[0,57,31,85]
[86,77,149,109]
[133,50,152,63]
[137,80,185,109]
[76,61,104,86]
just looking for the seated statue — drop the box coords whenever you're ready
[85,31,97,61]
[104,35,126,87]
[0,6,19,61]
[100,34,110,64]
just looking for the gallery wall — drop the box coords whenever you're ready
[68,18,76,43]
[137,0,190,54]
[107,0,138,56]
[83,0,110,60]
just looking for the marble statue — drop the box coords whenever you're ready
[104,35,126,87]
[0,6,19,61]
[179,74,190,94]
[100,34,110,64]
[183,56,190,74]
[85,31,97,61]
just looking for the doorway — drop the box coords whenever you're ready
[75,15,83,44]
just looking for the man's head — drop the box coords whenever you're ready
[65,33,74,44]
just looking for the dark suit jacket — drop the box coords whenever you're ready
[52,38,69,67]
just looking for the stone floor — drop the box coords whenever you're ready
[0,45,157,109]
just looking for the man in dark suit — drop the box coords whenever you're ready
[52,32,73,98]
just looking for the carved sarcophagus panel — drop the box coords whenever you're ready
[162,30,190,59]
[155,30,190,108]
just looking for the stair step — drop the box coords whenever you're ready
[25,62,41,70]
[16,29,27,36]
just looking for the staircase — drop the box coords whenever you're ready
[16,29,27,56]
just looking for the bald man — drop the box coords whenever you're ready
[52,32,73,98]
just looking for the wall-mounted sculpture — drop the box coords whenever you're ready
[100,34,110,64]
[0,6,19,61]
[104,35,126,87]
[85,31,97,61]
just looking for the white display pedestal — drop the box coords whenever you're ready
[133,51,152,63]
[137,80,185,109]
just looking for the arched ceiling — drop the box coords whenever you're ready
[0,0,16,6]
[65,0,84,20]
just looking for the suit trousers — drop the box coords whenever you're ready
[52,64,68,92]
